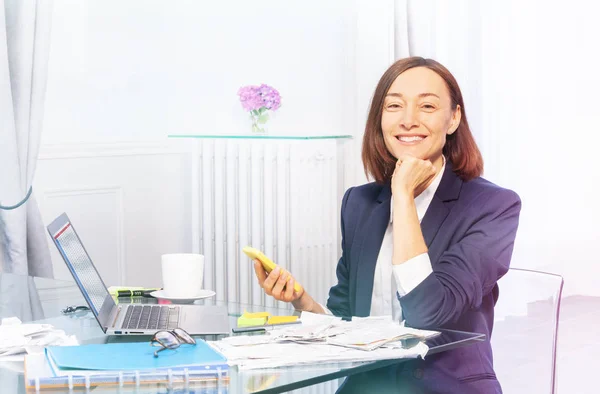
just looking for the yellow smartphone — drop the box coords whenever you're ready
[243,246,303,293]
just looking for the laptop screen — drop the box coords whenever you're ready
[47,213,115,326]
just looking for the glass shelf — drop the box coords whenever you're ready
[168,134,353,140]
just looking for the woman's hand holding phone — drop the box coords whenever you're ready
[253,261,303,302]
[252,260,324,313]
[246,246,324,313]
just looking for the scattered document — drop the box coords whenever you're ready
[209,312,438,370]
[0,317,78,361]
[210,339,429,370]
[326,316,439,351]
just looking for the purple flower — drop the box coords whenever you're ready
[237,84,281,112]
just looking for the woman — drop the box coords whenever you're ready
[254,57,520,393]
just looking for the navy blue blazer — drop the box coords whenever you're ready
[329,162,521,393]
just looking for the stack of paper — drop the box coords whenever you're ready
[209,312,439,370]
[262,313,438,350]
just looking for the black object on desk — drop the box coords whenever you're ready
[116,289,158,298]
[61,305,90,314]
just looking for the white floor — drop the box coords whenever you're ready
[554,296,598,393]
[478,295,595,393]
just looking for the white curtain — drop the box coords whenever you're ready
[0,0,54,277]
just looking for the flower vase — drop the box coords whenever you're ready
[249,108,270,134]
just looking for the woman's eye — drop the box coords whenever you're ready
[422,104,436,110]
[387,103,401,109]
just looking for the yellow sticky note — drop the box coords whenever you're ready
[237,316,268,327]
[243,311,271,319]
[267,315,299,325]
[237,310,273,327]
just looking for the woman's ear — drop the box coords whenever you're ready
[448,105,462,135]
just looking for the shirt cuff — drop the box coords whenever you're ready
[393,253,433,296]
[318,303,333,315]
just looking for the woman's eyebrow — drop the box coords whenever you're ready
[385,92,440,99]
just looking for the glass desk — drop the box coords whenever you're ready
[0,274,485,393]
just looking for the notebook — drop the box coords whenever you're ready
[24,340,228,389]
[47,339,228,372]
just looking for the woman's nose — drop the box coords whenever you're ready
[400,107,419,130]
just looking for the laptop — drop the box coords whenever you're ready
[47,213,230,336]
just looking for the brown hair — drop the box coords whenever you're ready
[361,57,483,183]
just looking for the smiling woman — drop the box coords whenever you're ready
[253,56,521,393]
[362,57,483,185]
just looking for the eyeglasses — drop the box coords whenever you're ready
[150,328,196,357]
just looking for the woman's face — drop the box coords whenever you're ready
[381,67,461,170]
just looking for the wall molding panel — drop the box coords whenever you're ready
[35,140,194,288]
[42,186,125,284]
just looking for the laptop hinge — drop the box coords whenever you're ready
[108,305,122,329]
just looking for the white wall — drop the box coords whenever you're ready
[35,141,193,287]
[42,0,356,143]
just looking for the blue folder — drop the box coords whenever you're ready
[46,339,228,373]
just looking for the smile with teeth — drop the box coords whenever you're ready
[396,135,426,143]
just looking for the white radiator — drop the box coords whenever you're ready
[189,138,345,393]
[191,139,340,309]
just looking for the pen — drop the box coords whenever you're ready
[116,289,160,298]
[232,320,302,333]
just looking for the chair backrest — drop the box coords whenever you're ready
[491,267,564,394]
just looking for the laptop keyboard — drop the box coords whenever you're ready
[121,305,179,330]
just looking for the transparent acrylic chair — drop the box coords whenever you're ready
[491,268,564,394]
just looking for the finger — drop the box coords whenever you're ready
[395,158,404,168]
[424,160,436,177]
[262,266,281,296]
[428,163,437,176]
[272,269,289,299]
[282,276,295,302]
[393,160,403,176]
[254,260,267,284]
[397,154,416,163]
[293,288,304,299]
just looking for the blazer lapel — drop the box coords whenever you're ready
[421,162,462,246]
[351,163,462,317]
[420,196,449,247]
[354,186,391,317]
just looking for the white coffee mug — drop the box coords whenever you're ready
[161,253,204,298]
